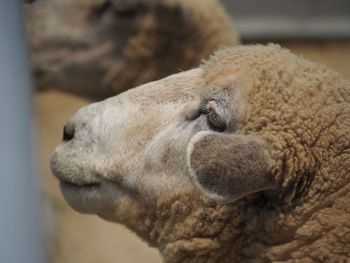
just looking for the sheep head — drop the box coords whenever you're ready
[26,0,238,99]
[51,45,350,262]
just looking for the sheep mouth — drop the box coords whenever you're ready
[59,180,100,189]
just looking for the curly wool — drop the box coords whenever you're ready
[202,44,350,202]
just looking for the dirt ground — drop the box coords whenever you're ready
[35,41,350,263]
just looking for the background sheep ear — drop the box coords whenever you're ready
[186,131,276,202]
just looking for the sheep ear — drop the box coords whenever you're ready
[186,131,276,202]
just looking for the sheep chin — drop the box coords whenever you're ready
[59,179,123,218]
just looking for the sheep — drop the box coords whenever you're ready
[50,44,350,262]
[26,0,238,99]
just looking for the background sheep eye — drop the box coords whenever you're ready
[113,7,141,18]
[90,1,147,19]
[112,3,148,18]
[90,1,112,18]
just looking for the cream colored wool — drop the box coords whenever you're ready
[51,45,350,262]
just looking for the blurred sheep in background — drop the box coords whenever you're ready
[26,0,238,99]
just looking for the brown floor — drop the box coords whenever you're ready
[35,41,350,263]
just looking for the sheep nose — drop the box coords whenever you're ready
[63,124,74,141]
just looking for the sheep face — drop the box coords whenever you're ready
[51,69,203,219]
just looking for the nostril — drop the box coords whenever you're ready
[63,125,74,141]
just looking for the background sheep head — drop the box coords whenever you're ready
[51,45,350,262]
[26,0,238,99]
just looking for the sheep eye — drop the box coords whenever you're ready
[200,100,226,132]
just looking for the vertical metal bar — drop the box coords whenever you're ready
[0,1,44,263]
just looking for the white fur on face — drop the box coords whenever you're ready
[51,69,212,220]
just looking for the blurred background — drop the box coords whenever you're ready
[224,0,350,39]
[1,0,349,262]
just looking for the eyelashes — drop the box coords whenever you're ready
[199,100,227,132]
[185,99,228,133]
